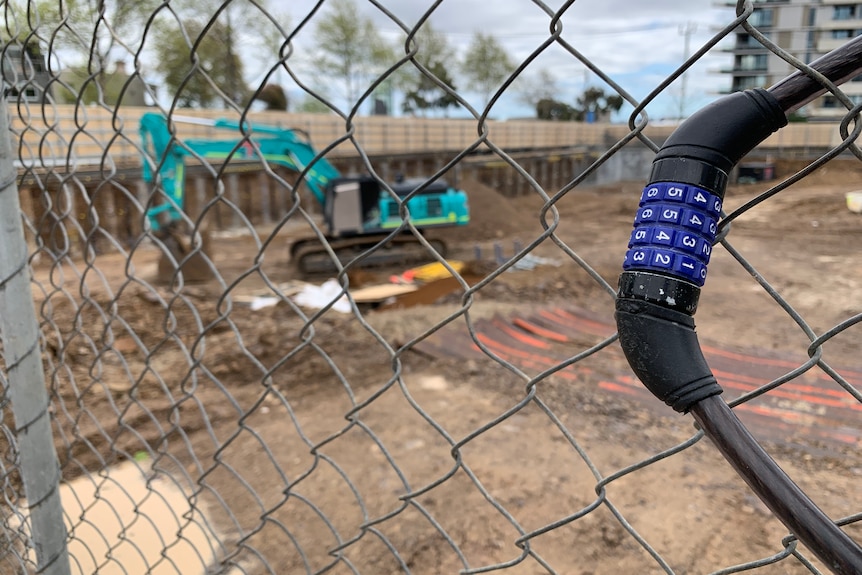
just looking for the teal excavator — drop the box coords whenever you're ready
[139,112,470,281]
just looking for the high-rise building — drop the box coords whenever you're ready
[722,0,862,119]
[812,0,862,116]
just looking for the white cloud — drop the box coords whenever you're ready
[277,0,739,119]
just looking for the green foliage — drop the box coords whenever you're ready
[400,23,459,116]
[402,60,459,116]
[575,86,624,120]
[169,0,288,87]
[296,95,334,114]
[459,32,515,105]
[150,1,295,108]
[312,0,396,110]
[535,87,624,122]
[252,84,289,111]
[152,18,249,108]
[55,66,100,104]
[6,0,161,69]
[515,67,560,112]
[536,98,577,121]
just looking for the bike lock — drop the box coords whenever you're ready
[615,88,787,413]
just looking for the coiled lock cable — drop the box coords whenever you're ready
[615,36,862,574]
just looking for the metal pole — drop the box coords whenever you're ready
[678,21,697,120]
[0,102,71,574]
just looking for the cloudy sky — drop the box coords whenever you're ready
[266,0,739,121]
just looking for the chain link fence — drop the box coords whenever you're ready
[1,1,861,574]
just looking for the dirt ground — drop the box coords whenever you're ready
[29,157,862,574]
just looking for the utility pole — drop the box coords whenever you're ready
[678,21,697,120]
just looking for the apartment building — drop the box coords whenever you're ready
[722,0,862,119]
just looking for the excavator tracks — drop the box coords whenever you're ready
[290,234,447,276]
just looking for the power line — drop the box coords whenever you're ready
[372,22,707,41]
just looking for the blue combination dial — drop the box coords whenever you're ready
[622,182,722,287]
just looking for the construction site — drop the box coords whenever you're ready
[14,102,862,572]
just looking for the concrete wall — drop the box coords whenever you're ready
[593,145,656,186]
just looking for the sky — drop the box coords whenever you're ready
[256,0,739,122]
[72,0,741,121]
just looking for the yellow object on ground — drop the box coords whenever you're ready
[408,260,465,283]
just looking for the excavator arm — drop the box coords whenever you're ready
[139,112,188,231]
[139,112,341,232]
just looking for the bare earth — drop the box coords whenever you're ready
[31,158,862,574]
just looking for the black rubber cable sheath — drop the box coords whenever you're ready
[615,32,862,575]
[685,40,862,575]
[770,34,862,114]
[691,397,862,575]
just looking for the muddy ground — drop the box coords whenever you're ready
[28,157,862,574]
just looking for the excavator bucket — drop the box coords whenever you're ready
[154,222,215,284]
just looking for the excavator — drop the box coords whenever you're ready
[139,112,470,281]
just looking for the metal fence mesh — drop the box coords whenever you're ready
[1,1,861,574]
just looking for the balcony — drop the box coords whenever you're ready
[722,68,771,76]
[817,19,862,29]
[818,37,856,51]
[721,42,771,52]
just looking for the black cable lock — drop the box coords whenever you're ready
[615,88,788,413]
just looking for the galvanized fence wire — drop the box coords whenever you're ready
[1,0,861,574]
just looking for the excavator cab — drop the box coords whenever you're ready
[324,176,385,237]
[324,176,468,237]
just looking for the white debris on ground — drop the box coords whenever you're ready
[292,278,352,313]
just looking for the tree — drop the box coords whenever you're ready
[8,1,159,70]
[515,67,560,112]
[402,60,459,116]
[296,95,333,114]
[574,86,624,122]
[149,1,290,109]
[252,84,288,111]
[460,32,515,106]
[534,87,623,122]
[536,98,577,121]
[152,18,249,108]
[400,23,459,116]
[55,62,146,106]
[311,0,395,111]
[4,0,160,104]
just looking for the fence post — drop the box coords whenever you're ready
[0,102,71,574]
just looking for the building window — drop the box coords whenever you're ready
[832,29,855,39]
[735,33,753,48]
[735,33,769,49]
[737,54,768,71]
[833,5,856,20]
[821,94,862,108]
[749,9,773,27]
[822,96,838,108]
[732,75,768,91]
